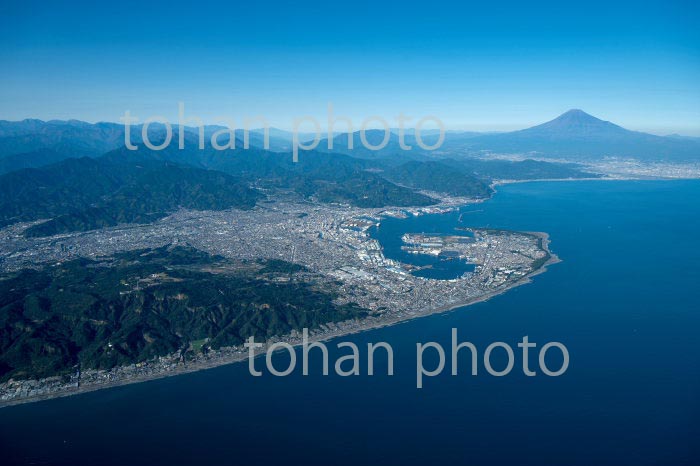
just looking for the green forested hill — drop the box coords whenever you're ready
[383,160,493,197]
[0,147,438,238]
[104,145,438,208]
[0,156,261,236]
[446,158,598,180]
[0,246,367,382]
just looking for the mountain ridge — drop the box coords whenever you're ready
[1,111,698,166]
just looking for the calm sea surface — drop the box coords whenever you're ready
[1,180,699,465]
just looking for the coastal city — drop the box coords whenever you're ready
[0,194,555,404]
[2,1,698,463]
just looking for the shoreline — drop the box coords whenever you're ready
[0,188,568,409]
[0,236,560,410]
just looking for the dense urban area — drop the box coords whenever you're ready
[0,192,555,405]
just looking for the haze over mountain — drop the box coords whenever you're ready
[315,129,444,161]
[0,120,127,162]
[2,111,698,172]
[457,110,700,161]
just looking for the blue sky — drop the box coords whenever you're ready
[1,0,699,134]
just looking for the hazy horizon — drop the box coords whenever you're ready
[2,109,698,138]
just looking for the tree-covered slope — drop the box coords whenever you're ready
[0,156,261,236]
[381,160,493,197]
[0,246,367,382]
[105,145,438,208]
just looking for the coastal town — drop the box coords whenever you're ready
[0,194,556,406]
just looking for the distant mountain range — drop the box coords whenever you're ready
[311,110,700,162]
[2,110,698,170]
[0,120,296,172]
[451,109,700,161]
[0,143,446,236]
[3,109,690,237]
[0,120,127,163]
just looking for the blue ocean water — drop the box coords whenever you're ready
[369,216,475,279]
[1,180,698,465]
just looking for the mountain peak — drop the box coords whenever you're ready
[554,109,602,123]
[521,109,626,137]
[562,108,589,116]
